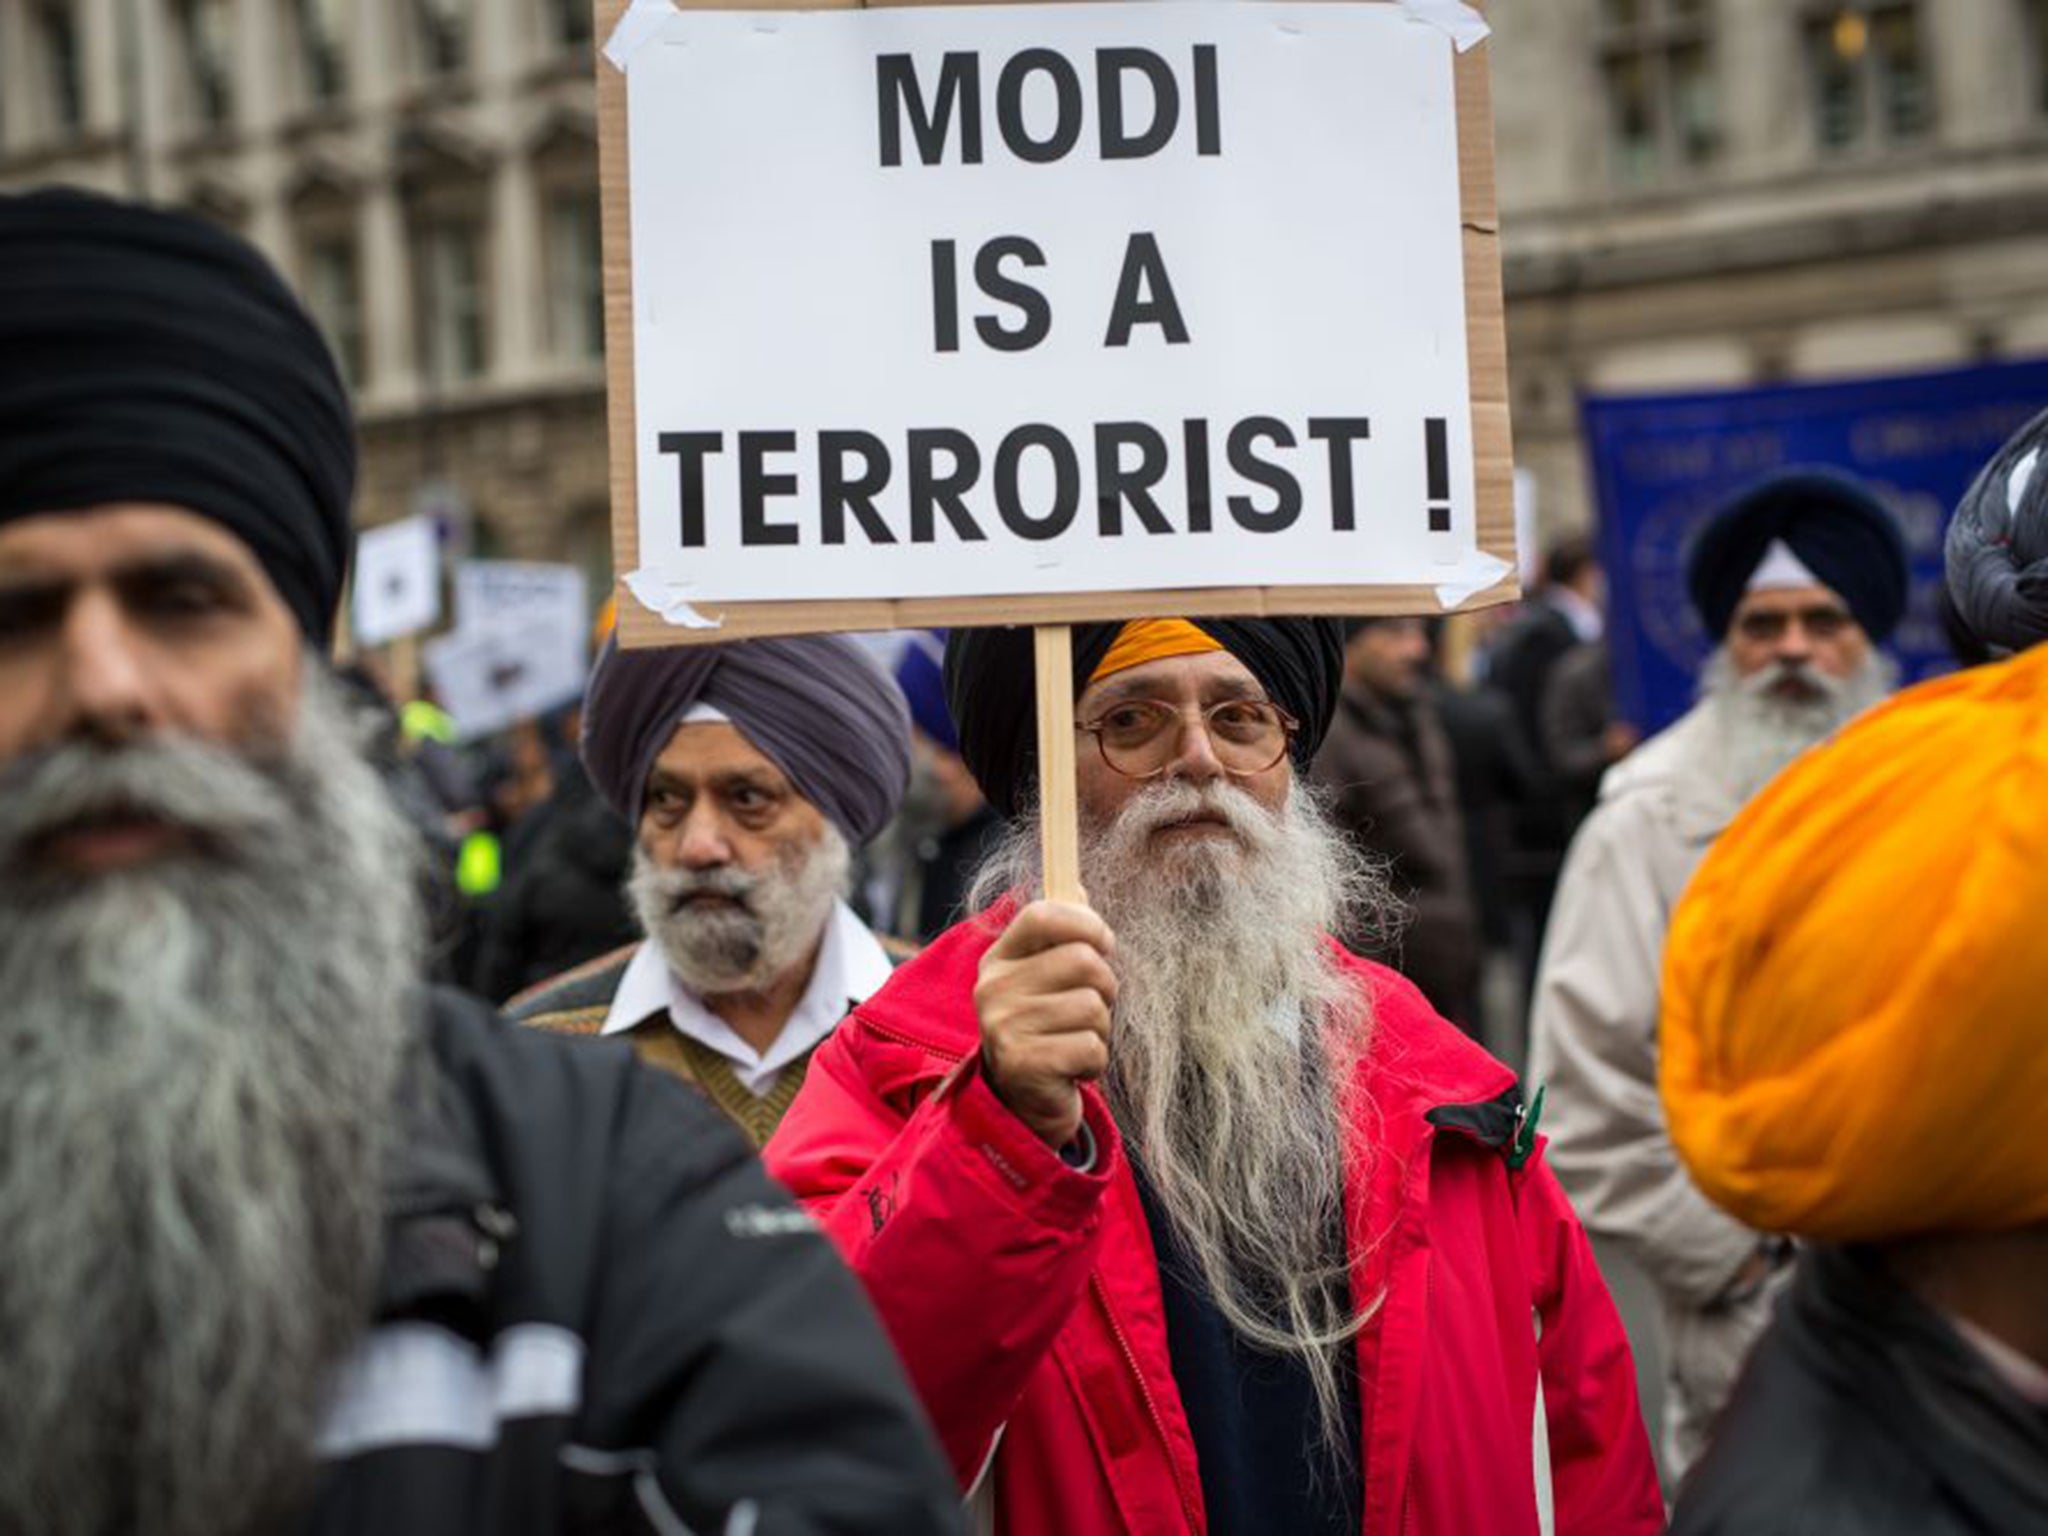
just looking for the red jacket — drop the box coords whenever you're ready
[766,908,1663,1536]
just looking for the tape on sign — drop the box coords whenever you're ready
[622,568,726,631]
[1397,0,1492,53]
[604,0,678,72]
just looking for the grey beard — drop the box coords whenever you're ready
[0,664,423,1536]
[971,778,1393,1456]
[1700,648,1896,803]
[629,824,850,997]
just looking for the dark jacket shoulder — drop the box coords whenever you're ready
[503,944,639,1032]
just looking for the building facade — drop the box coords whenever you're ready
[0,0,612,578]
[1493,0,2048,543]
[4,0,2047,568]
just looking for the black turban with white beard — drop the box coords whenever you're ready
[0,189,355,646]
[581,632,912,845]
[944,618,1345,823]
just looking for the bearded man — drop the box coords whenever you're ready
[1527,468,1908,1478]
[766,617,1663,1536]
[0,187,960,1536]
[511,633,911,1147]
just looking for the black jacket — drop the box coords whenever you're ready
[304,988,964,1535]
[1672,1245,2048,1536]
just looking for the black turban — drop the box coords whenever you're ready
[581,633,912,846]
[0,189,354,645]
[944,618,1345,822]
[1685,469,1908,643]
[1943,405,2048,658]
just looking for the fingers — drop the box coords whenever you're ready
[991,899,1116,965]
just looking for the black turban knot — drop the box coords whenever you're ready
[0,189,354,645]
[1943,405,2048,658]
[1685,469,1908,643]
[944,618,1345,823]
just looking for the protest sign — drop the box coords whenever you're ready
[424,616,588,742]
[599,0,1513,645]
[351,514,442,647]
[598,0,1508,895]
[455,560,593,643]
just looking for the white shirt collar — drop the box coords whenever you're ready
[1548,583,1604,644]
[599,899,893,1096]
[1948,1312,2048,1408]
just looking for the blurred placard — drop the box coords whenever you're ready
[352,514,442,646]
[424,617,587,741]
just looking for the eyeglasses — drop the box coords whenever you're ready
[1733,604,1854,644]
[1077,697,1299,779]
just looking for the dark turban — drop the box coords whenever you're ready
[944,618,1345,822]
[581,633,912,846]
[0,188,354,645]
[1685,469,1908,643]
[1943,405,2048,658]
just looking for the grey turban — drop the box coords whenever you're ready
[581,633,912,846]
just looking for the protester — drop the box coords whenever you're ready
[0,187,961,1536]
[767,616,1663,1535]
[1309,616,1480,1028]
[1528,467,1907,1475]
[1539,638,1639,830]
[1661,646,2048,1533]
[511,630,912,1147]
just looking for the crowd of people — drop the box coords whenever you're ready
[5,185,2047,1536]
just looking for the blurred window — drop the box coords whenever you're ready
[31,0,87,137]
[412,0,470,79]
[289,0,349,107]
[547,193,605,364]
[174,0,237,131]
[303,234,367,389]
[1802,3,1933,153]
[2031,0,2048,115]
[415,218,489,385]
[1598,0,1720,186]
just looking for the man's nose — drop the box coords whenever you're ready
[56,592,160,747]
[1163,710,1228,785]
[671,802,736,870]
[1772,617,1817,666]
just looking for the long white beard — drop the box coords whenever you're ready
[0,666,422,1536]
[972,777,1395,1453]
[1701,648,1895,803]
[629,824,850,996]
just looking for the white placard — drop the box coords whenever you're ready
[352,514,442,646]
[423,618,588,742]
[454,561,592,644]
[617,1,1478,609]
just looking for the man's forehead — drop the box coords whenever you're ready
[0,502,266,583]
[1079,648,1262,708]
[651,718,794,787]
[1731,582,1849,615]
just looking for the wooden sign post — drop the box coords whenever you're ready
[594,0,1513,901]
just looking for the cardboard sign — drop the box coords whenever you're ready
[599,0,1515,643]
[423,617,588,742]
[454,560,592,643]
[352,514,442,647]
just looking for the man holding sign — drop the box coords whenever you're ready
[767,618,1663,1535]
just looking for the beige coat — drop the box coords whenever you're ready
[1527,702,1777,1475]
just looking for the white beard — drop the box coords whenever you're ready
[1701,648,1896,803]
[972,775,1395,1454]
[0,665,422,1536]
[629,823,850,997]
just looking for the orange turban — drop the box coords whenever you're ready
[1661,644,2048,1242]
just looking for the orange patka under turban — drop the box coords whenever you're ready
[1088,619,1223,685]
[1661,644,2048,1242]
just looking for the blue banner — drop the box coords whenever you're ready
[1583,358,2048,733]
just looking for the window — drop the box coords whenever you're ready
[1597,0,1719,185]
[413,0,469,78]
[547,194,604,363]
[1802,3,1933,153]
[289,0,349,107]
[415,219,488,385]
[32,0,87,137]
[176,0,237,130]
[544,0,593,52]
[2029,0,2048,116]
[303,235,366,388]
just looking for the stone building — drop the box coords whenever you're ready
[5,0,2047,565]
[1494,0,2048,540]
[0,0,613,580]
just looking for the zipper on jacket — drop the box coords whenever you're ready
[1092,1274,1204,1535]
